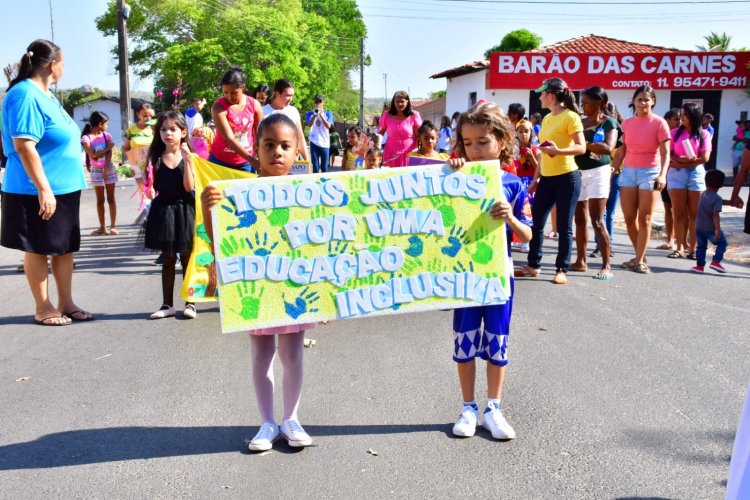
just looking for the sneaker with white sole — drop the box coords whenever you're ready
[280,419,312,447]
[452,405,479,437]
[482,404,516,440]
[182,304,197,319]
[149,305,176,319]
[247,422,279,452]
[709,261,727,273]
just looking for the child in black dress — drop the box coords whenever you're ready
[144,111,196,319]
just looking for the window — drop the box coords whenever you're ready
[469,92,477,107]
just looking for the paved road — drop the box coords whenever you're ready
[1,181,748,499]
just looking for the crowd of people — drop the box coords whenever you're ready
[2,39,749,452]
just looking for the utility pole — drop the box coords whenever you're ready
[117,0,131,138]
[383,73,387,103]
[359,37,364,128]
[48,0,55,41]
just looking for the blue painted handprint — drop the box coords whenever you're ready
[405,235,423,258]
[453,260,475,274]
[222,197,258,232]
[246,232,279,256]
[283,287,320,320]
[479,198,496,214]
[441,226,467,258]
[327,240,350,257]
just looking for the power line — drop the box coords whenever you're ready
[430,0,750,3]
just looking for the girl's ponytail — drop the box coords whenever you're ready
[8,39,60,90]
[559,88,579,114]
[539,77,579,114]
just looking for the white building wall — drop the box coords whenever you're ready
[73,100,134,145]
[445,71,487,115]
[718,89,750,173]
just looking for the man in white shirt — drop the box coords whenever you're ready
[305,94,334,173]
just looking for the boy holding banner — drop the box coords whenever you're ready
[449,102,532,440]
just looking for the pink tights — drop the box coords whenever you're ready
[250,331,305,424]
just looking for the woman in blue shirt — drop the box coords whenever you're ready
[1,39,92,326]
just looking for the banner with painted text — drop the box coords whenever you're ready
[211,161,510,333]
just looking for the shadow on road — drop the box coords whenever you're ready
[0,423,451,469]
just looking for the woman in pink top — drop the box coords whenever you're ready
[378,90,422,167]
[612,85,670,274]
[209,67,263,173]
[666,102,711,260]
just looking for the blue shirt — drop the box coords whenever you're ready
[1,79,86,195]
[500,170,533,256]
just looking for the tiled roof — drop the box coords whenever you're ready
[430,60,489,79]
[529,34,680,54]
[410,98,433,107]
[431,34,682,79]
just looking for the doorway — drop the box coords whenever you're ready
[669,90,722,170]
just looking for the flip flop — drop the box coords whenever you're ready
[108,228,119,235]
[657,243,675,250]
[514,266,541,278]
[33,314,72,326]
[667,250,684,259]
[90,228,108,236]
[593,270,614,281]
[633,263,650,274]
[686,251,697,260]
[63,310,94,322]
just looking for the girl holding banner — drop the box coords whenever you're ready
[201,114,316,451]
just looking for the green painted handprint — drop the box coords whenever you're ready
[267,207,290,227]
[428,195,457,227]
[232,281,265,320]
[347,174,369,215]
[220,234,246,257]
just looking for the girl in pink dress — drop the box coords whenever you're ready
[378,90,422,167]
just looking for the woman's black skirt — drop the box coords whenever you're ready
[1,190,81,255]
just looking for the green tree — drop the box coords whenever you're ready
[697,32,732,51]
[95,0,366,118]
[484,29,542,58]
[61,87,107,115]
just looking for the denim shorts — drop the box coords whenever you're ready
[619,166,660,190]
[667,165,706,191]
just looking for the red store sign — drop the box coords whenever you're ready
[488,52,750,90]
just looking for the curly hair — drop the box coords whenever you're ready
[455,102,515,166]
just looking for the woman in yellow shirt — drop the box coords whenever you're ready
[519,78,586,284]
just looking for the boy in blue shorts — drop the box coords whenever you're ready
[449,102,533,440]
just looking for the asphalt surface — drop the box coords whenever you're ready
[1,180,748,499]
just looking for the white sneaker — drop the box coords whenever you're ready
[247,422,279,452]
[452,405,479,437]
[182,304,197,319]
[280,419,312,447]
[482,405,516,440]
[149,305,176,320]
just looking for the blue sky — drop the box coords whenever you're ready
[1,0,750,99]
